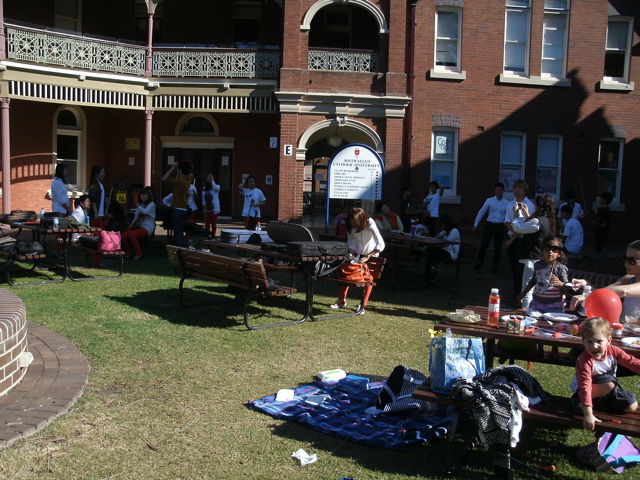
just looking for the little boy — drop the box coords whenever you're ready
[593,191,613,253]
[571,317,640,431]
[557,188,583,227]
[560,204,583,255]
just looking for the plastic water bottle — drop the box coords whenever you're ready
[488,288,500,328]
[255,222,261,231]
[53,217,59,229]
[39,207,45,221]
[578,285,591,316]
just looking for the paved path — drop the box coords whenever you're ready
[0,322,89,448]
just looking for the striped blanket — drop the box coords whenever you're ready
[250,380,451,450]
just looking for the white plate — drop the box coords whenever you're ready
[621,337,640,348]
[542,313,578,323]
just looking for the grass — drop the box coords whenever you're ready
[0,238,636,479]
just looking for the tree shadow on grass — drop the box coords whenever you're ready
[105,286,310,330]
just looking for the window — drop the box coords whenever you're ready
[536,135,562,197]
[431,129,458,194]
[541,1,569,79]
[598,138,623,203]
[55,0,80,32]
[504,0,531,76]
[435,9,461,72]
[500,133,526,194]
[233,1,261,47]
[55,108,85,189]
[181,116,215,136]
[604,18,633,83]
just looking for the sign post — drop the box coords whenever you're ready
[325,144,385,233]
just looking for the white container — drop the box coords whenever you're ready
[317,368,347,382]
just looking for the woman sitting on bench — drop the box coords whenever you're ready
[122,187,156,261]
[330,207,385,315]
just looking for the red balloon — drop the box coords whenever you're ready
[584,288,622,325]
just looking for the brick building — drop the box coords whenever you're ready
[0,0,638,242]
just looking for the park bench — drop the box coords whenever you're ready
[0,248,56,286]
[69,243,125,281]
[412,383,640,475]
[166,245,300,330]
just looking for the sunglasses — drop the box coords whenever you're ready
[543,244,562,253]
[622,255,639,266]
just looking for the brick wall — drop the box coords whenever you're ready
[0,289,29,397]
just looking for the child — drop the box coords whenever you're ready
[557,188,583,227]
[560,204,583,255]
[593,191,613,253]
[571,317,640,431]
[517,235,569,313]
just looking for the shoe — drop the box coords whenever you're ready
[356,305,366,315]
[52,253,65,261]
[569,393,584,416]
[330,300,347,309]
[124,253,133,259]
[133,254,143,261]
[473,264,482,271]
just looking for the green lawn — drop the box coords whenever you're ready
[0,240,632,479]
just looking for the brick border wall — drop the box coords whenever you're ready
[0,289,29,396]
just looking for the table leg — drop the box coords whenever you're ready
[485,338,496,368]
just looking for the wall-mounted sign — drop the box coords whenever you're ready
[327,144,384,201]
[125,137,140,151]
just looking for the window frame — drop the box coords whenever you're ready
[597,137,624,204]
[54,0,81,33]
[604,17,634,85]
[536,134,563,198]
[53,107,86,190]
[434,7,462,73]
[503,0,531,77]
[233,0,262,47]
[500,132,526,196]
[430,128,458,196]
[541,1,569,80]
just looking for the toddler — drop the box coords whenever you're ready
[571,317,640,430]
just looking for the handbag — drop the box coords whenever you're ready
[97,231,121,251]
[429,336,485,393]
[16,240,44,255]
[577,432,640,474]
[336,262,373,283]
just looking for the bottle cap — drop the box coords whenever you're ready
[491,288,499,294]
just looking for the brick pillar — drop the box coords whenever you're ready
[278,113,304,221]
[1,97,10,213]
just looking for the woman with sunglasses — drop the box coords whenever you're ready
[571,240,640,324]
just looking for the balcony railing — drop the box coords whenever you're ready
[7,25,146,75]
[153,48,280,78]
[5,24,281,79]
[308,48,379,73]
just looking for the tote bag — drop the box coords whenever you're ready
[98,231,121,251]
[429,336,485,394]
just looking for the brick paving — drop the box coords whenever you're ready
[0,322,89,449]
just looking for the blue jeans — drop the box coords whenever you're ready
[171,208,189,248]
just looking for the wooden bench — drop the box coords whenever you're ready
[412,383,640,474]
[0,249,60,286]
[69,244,125,281]
[166,246,300,330]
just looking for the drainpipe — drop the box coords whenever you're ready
[145,0,159,77]
[403,0,420,189]
[144,110,153,187]
[0,0,6,60]
[1,98,10,213]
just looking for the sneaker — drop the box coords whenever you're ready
[356,305,366,315]
[132,254,143,261]
[52,253,65,261]
[569,393,584,416]
[330,300,347,309]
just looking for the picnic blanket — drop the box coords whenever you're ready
[250,380,452,450]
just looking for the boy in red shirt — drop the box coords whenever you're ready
[572,317,640,430]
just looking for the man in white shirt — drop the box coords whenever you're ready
[473,182,509,274]
[560,204,584,255]
[557,189,583,228]
[422,181,444,236]
[503,180,536,296]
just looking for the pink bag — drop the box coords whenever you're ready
[98,231,121,251]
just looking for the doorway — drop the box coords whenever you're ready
[161,147,233,215]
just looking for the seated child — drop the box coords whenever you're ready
[571,317,640,430]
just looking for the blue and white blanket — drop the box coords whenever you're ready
[250,380,451,450]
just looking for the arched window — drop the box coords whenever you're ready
[180,116,216,136]
[54,107,85,188]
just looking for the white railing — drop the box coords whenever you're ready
[308,49,379,73]
[5,24,281,79]
[6,25,146,75]
[152,49,280,78]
